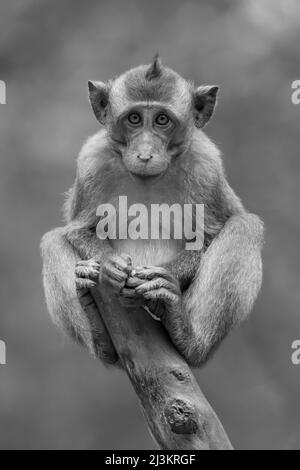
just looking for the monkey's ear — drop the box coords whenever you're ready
[193,86,219,128]
[88,80,109,125]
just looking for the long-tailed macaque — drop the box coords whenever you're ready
[41,56,264,367]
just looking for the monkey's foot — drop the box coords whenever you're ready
[75,259,100,290]
[75,259,101,312]
[75,259,119,365]
[133,266,182,319]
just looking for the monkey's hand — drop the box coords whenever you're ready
[75,253,132,299]
[131,266,182,320]
[119,273,147,309]
[101,253,132,293]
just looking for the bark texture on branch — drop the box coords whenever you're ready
[92,286,233,450]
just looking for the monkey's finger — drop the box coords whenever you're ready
[143,288,179,305]
[75,278,96,290]
[102,264,128,283]
[75,265,100,279]
[134,267,176,283]
[119,253,132,267]
[147,299,165,318]
[135,277,180,295]
[109,254,132,274]
[125,276,145,288]
[120,287,141,298]
[76,259,100,269]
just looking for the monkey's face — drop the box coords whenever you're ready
[88,56,219,179]
[112,105,183,178]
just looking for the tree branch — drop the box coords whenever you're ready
[92,286,233,450]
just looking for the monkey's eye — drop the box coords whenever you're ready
[155,113,170,127]
[127,112,142,126]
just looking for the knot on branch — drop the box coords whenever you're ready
[170,368,191,383]
[164,399,198,435]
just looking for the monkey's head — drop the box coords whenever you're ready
[88,55,218,178]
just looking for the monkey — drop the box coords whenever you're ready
[41,55,264,367]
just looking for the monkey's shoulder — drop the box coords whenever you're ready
[76,129,112,178]
[186,131,223,182]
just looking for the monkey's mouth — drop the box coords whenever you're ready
[122,153,170,181]
[127,167,168,182]
[129,172,165,183]
[124,160,169,180]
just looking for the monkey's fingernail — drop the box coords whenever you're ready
[134,268,145,276]
[122,254,132,265]
[90,269,100,275]
[135,285,145,293]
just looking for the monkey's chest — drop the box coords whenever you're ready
[110,211,184,265]
[102,195,185,266]
[113,238,183,267]
[97,187,191,265]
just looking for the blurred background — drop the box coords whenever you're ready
[0,0,300,450]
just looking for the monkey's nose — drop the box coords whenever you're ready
[137,154,153,162]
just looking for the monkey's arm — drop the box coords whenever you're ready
[41,227,118,362]
[163,173,247,290]
[41,179,125,363]
[62,222,113,261]
[61,165,115,262]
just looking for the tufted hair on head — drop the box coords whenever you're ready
[145,53,163,81]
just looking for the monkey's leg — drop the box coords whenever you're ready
[134,213,264,367]
[41,228,118,364]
